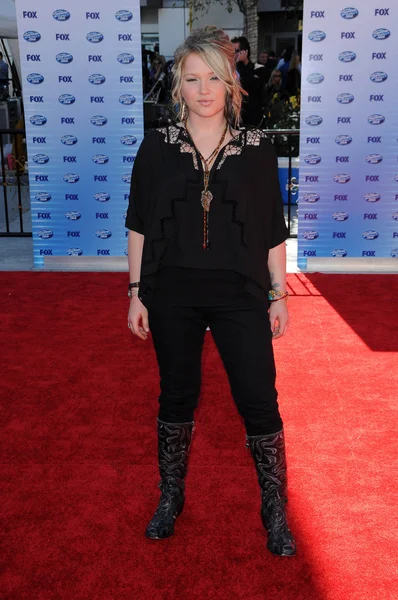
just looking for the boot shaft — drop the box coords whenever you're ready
[157,419,195,488]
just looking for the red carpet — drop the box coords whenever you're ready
[1,272,397,600]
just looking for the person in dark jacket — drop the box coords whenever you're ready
[231,36,265,127]
[125,25,296,558]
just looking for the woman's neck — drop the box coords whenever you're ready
[185,111,228,141]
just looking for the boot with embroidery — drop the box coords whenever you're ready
[146,419,194,539]
[246,429,296,556]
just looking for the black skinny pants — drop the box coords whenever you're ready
[147,269,283,436]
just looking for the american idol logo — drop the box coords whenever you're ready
[63,173,79,183]
[338,51,356,63]
[23,31,41,42]
[53,9,70,21]
[331,249,347,257]
[124,248,128,256]
[305,115,322,126]
[90,115,107,126]
[370,72,388,83]
[94,192,110,202]
[123,211,127,219]
[89,74,106,85]
[122,173,131,184]
[333,212,349,221]
[33,153,49,165]
[30,115,47,126]
[368,114,385,125]
[334,174,351,184]
[61,135,78,145]
[372,28,391,41]
[364,193,381,203]
[362,229,379,240]
[37,229,53,239]
[392,212,398,221]
[35,192,51,202]
[117,53,135,64]
[340,7,359,19]
[362,230,379,240]
[92,154,109,164]
[27,73,44,84]
[65,211,81,220]
[303,193,320,203]
[121,135,137,146]
[59,93,75,105]
[335,135,352,146]
[115,9,133,21]
[366,154,383,164]
[119,94,136,106]
[307,73,324,84]
[304,154,322,165]
[337,93,354,104]
[395,175,398,183]
[56,52,73,64]
[96,229,112,239]
[86,32,104,43]
[308,30,326,42]
[391,249,398,258]
[67,248,83,256]
[303,230,319,241]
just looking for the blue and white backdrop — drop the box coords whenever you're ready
[298,1,398,269]
[15,1,143,266]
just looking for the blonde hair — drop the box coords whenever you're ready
[171,25,247,128]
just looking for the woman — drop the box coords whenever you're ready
[125,26,296,557]
[263,69,283,106]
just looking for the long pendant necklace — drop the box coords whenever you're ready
[185,120,229,249]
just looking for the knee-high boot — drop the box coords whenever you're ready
[246,429,296,556]
[146,419,194,540]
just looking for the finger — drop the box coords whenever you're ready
[142,313,150,333]
[277,315,289,336]
[132,318,146,341]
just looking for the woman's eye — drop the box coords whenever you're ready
[210,76,219,81]
[186,78,197,82]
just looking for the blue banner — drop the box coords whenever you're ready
[299,2,398,268]
[15,1,143,266]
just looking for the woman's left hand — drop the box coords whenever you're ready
[269,299,289,339]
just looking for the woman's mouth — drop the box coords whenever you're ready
[198,100,213,106]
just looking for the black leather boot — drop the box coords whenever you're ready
[146,419,194,540]
[246,429,296,556]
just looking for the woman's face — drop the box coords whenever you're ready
[181,52,226,120]
[273,73,281,84]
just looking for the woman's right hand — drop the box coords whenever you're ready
[128,297,150,341]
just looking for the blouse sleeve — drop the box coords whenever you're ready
[125,130,158,234]
[262,137,289,249]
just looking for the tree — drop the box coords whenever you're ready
[188,0,259,60]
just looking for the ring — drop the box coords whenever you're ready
[127,322,132,329]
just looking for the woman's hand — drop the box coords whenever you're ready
[269,299,289,340]
[128,296,150,341]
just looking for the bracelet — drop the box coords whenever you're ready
[129,282,140,290]
[268,289,289,302]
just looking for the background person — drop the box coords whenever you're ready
[231,36,265,127]
[125,25,296,557]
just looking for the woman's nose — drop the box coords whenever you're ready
[199,80,210,94]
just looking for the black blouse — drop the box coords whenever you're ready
[125,125,288,307]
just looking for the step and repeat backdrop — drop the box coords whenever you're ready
[15,1,143,266]
[299,2,397,268]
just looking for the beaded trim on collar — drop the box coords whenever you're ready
[156,125,267,171]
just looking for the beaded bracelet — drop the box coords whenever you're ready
[268,290,289,302]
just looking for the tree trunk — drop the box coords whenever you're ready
[243,0,258,62]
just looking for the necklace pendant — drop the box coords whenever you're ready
[201,189,213,212]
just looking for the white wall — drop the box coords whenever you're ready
[158,8,189,60]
